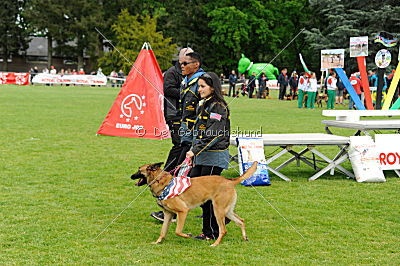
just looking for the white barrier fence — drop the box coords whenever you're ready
[32,73,108,86]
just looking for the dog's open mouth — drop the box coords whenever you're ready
[131,172,147,186]
[136,177,147,186]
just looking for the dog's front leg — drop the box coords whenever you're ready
[152,211,173,244]
[175,210,192,238]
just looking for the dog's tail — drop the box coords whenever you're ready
[230,162,258,185]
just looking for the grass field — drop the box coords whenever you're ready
[1,84,399,264]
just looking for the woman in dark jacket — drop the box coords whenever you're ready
[186,72,230,240]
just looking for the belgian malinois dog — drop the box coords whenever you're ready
[131,162,258,246]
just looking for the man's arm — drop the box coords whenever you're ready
[163,69,180,98]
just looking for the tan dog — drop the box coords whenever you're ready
[316,92,327,108]
[131,162,258,246]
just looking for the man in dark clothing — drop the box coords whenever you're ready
[257,72,268,99]
[278,68,289,100]
[163,47,193,172]
[151,48,193,222]
[288,71,298,99]
[248,72,256,98]
[117,69,124,87]
[228,70,237,97]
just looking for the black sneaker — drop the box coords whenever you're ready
[150,211,164,222]
[193,233,213,240]
[150,211,176,222]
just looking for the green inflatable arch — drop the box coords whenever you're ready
[238,54,279,80]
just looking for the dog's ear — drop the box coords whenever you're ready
[147,162,164,171]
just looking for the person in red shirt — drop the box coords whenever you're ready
[78,68,85,75]
[349,72,362,109]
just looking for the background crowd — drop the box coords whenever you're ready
[219,67,399,110]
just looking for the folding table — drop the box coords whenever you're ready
[231,133,353,181]
[321,110,400,136]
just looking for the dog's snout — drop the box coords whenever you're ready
[131,172,142,180]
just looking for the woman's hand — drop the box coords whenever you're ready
[186,151,195,159]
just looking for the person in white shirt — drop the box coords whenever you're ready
[50,65,57,75]
[326,71,337,109]
[307,72,318,109]
[297,72,308,108]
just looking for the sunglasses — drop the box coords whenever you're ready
[180,61,196,66]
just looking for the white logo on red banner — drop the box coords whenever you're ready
[0,72,30,85]
[120,94,146,122]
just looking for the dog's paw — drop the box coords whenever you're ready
[243,236,249,241]
[151,240,162,245]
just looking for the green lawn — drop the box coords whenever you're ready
[1,84,399,264]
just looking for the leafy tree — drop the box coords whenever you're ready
[160,0,310,74]
[98,9,177,74]
[24,0,67,68]
[0,0,29,71]
[304,0,400,73]
[269,0,311,70]
[158,0,217,70]
[61,0,103,70]
[96,0,167,67]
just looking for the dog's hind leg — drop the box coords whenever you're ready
[152,211,173,244]
[226,211,248,241]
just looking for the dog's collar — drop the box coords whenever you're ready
[155,178,175,200]
[148,172,170,197]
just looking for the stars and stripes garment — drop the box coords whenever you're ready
[156,175,191,200]
[157,158,192,200]
[210,112,222,121]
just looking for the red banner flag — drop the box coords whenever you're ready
[0,72,30,85]
[97,46,170,139]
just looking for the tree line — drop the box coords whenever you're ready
[1,0,400,75]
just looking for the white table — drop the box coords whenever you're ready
[322,110,400,136]
[230,133,353,181]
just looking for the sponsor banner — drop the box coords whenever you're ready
[374,32,398,48]
[350,36,368,57]
[375,49,391,69]
[32,73,107,85]
[321,49,345,70]
[0,72,30,85]
[237,137,271,186]
[375,134,400,170]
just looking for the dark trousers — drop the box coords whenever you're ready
[279,84,287,100]
[164,121,184,172]
[248,86,255,98]
[257,86,265,98]
[190,165,223,239]
[229,83,236,97]
[290,86,297,98]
